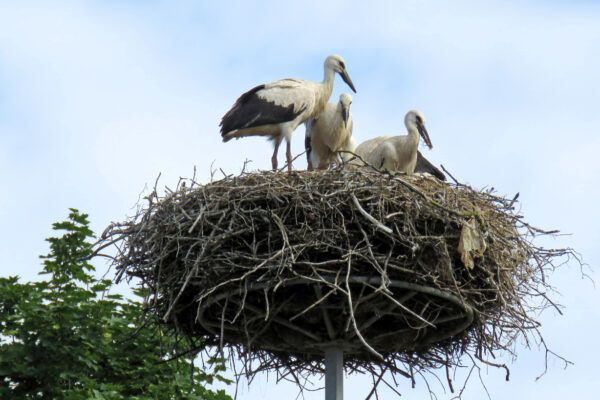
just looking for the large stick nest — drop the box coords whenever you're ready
[101,168,570,388]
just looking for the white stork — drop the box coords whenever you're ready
[354,110,433,173]
[220,55,356,172]
[305,93,356,170]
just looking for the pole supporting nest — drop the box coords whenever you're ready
[325,347,344,400]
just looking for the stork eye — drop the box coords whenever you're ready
[339,61,346,70]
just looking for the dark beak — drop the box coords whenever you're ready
[417,120,433,149]
[342,105,350,128]
[340,69,357,93]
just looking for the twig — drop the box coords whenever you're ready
[441,164,459,185]
[351,194,393,235]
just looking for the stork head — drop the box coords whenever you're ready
[325,55,356,93]
[406,110,433,149]
[339,93,353,127]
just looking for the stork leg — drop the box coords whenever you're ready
[335,152,343,168]
[286,140,293,172]
[306,148,314,171]
[271,140,280,171]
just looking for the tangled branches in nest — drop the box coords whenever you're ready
[100,168,573,394]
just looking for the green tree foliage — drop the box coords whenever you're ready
[0,209,232,400]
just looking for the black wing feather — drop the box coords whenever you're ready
[305,125,312,164]
[415,151,446,181]
[220,84,305,136]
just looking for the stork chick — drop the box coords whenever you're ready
[220,55,356,172]
[305,93,356,170]
[354,110,433,173]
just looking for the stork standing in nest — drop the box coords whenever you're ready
[354,110,433,173]
[220,55,356,172]
[305,93,357,170]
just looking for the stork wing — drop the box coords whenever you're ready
[220,79,315,136]
[355,136,391,159]
[305,117,314,140]
[304,118,314,167]
[415,151,446,181]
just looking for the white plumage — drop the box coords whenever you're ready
[305,93,356,170]
[354,110,433,173]
[220,55,356,172]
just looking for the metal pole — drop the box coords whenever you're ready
[325,347,343,400]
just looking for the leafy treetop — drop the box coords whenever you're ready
[0,208,232,400]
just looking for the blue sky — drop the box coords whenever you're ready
[1,1,599,399]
